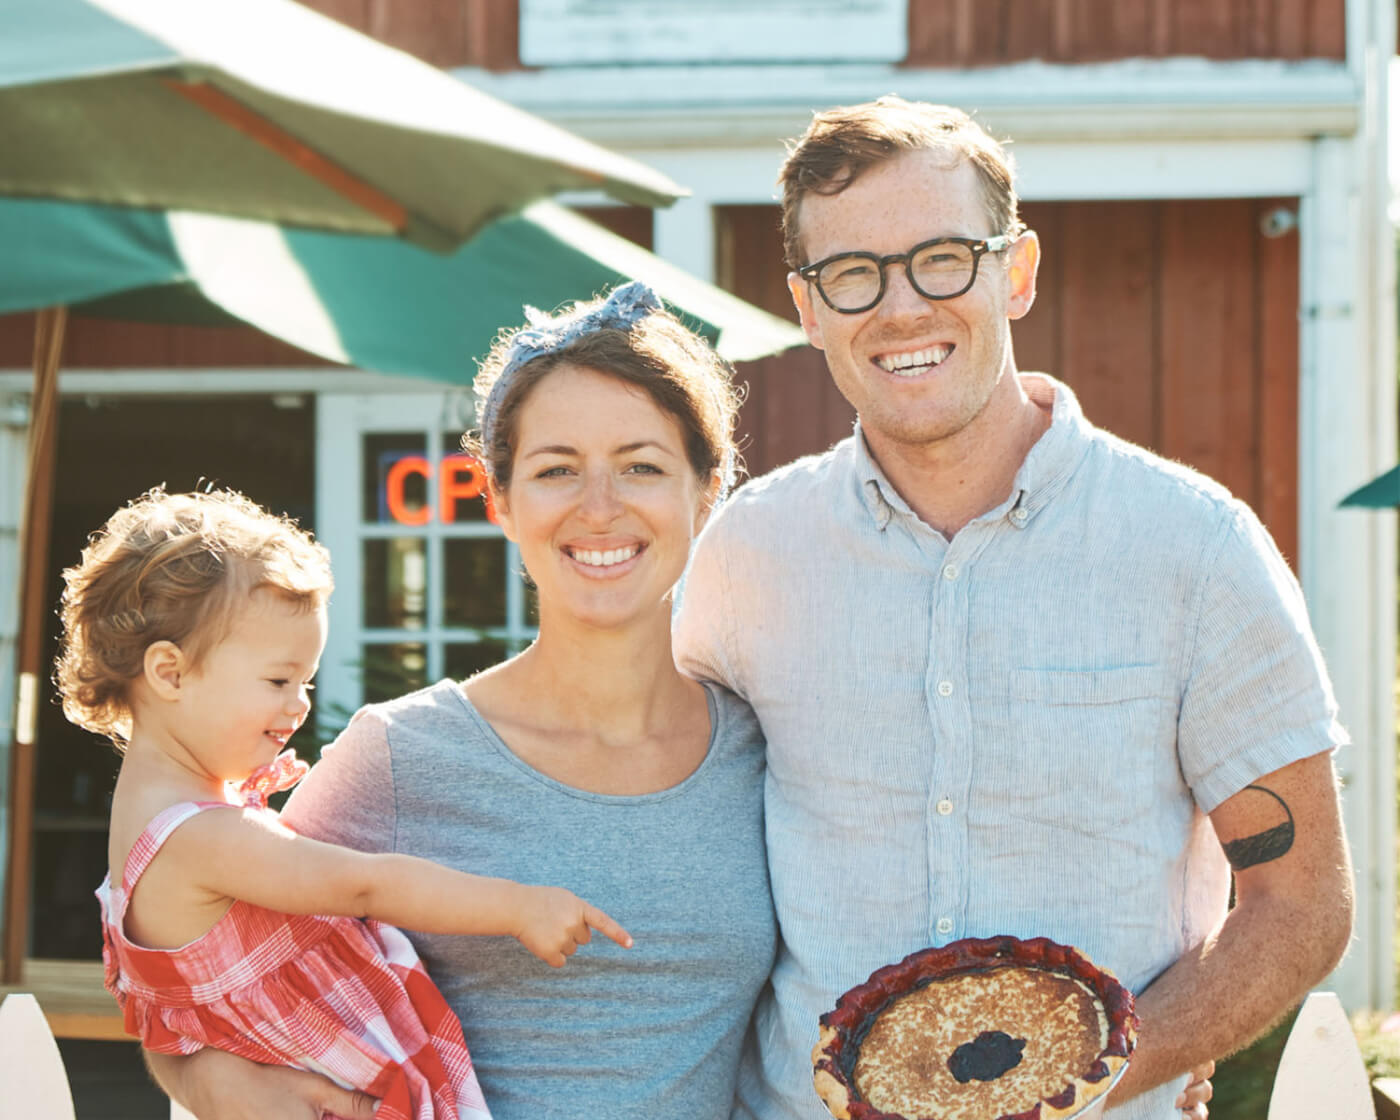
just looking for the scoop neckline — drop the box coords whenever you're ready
[439,678,723,804]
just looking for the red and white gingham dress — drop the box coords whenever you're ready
[95,752,490,1120]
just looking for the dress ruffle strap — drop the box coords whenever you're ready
[238,749,309,808]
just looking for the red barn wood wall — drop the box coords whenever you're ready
[292,0,1344,69]
[906,0,1346,64]
[0,315,327,369]
[716,198,1300,566]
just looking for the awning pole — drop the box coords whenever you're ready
[3,306,66,983]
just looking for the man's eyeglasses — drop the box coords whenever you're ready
[798,234,1014,314]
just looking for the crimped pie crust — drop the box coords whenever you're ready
[812,936,1138,1120]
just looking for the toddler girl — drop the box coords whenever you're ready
[60,488,631,1120]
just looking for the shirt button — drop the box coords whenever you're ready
[942,563,958,580]
[936,917,954,935]
[936,798,954,816]
[937,680,954,697]
[1010,508,1028,524]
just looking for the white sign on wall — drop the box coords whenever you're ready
[520,0,908,66]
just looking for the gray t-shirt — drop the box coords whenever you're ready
[282,678,775,1120]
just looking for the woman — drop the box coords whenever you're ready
[150,282,776,1119]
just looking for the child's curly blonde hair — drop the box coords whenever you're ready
[55,488,333,746]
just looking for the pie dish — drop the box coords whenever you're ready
[812,935,1137,1120]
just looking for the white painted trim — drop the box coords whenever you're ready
[1297,131,1393,1012]
[0,395,29,900]
[1349,0,1370,79]
[626,138,1320,211]
[518,0,908,66]
[454,57,1360,146]
[653,200,719,285]
[315,394,365,727]
[1357,0,1397,1013]
[314,391,530,723]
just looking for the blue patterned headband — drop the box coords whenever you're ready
[478,281,735,497]
[480,281,661,456]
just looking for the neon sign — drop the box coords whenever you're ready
[382,453,497,525]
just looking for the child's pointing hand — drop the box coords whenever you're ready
[512,884,633,967]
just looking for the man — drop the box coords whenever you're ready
[674,97,1354,1120]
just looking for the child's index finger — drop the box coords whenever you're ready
[586,905,633,949]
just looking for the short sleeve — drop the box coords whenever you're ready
[1178,502,1348,812]
[281,707,398,854]
[675,504,745,698]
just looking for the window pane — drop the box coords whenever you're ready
[364,432,428,524]
[445,641,510,681]
[362,642,428,703]
[444,538,508,627]
[439,436,492,524]
[363,538,428,630]
[31,830,108,959]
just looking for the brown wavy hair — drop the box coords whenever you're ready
[55,488,332,746]
[779,97,1025,270]
[465,297,742,496]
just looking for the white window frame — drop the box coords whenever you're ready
[316,392,535,722]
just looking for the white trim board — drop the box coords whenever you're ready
[630,137,1318,212]
[454,57,1360,146]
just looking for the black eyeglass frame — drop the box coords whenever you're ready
[798,234,1015,314]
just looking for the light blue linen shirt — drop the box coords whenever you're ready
[675,374,1346,1120]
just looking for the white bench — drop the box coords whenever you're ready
[0,988,1378,1119]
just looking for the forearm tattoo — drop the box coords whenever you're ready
[1222,785,1295,871]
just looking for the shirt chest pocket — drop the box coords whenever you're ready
[983,665,1176,829]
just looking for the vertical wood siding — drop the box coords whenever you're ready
[296,0,520,70]
[716,197,1300,565]
[0,315,326,369]
[292,1,1343,69]
[717,206,859,478]
[906,0,1345,64]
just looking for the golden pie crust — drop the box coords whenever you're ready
[812,936,1138,1120]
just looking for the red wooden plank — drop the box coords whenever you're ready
[1051,0,1077,58]
[571,206,654,251]
[1243,0,1276,56]
[715,205,840,478]
[1308,0,1347,60]
[1057,201,1158,448]
[1149,0,1173,54]
[907,0,973,66]
[463,0,522,71]
[1253,198,1300,566]
[295,0,372,34]
[1171,0,1245,58]
[0,312,38,368]
[1217,201,1260,504]
[364,0,470,68]
[1011,203,1062,385]
[1000,0,1060,62]
[1159,199,1258,501]
[911,0,1340,63]
[0,315,327,369]
[715,205,792,319]
[1272,0,1309,56]
[1069,0,1154,60]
